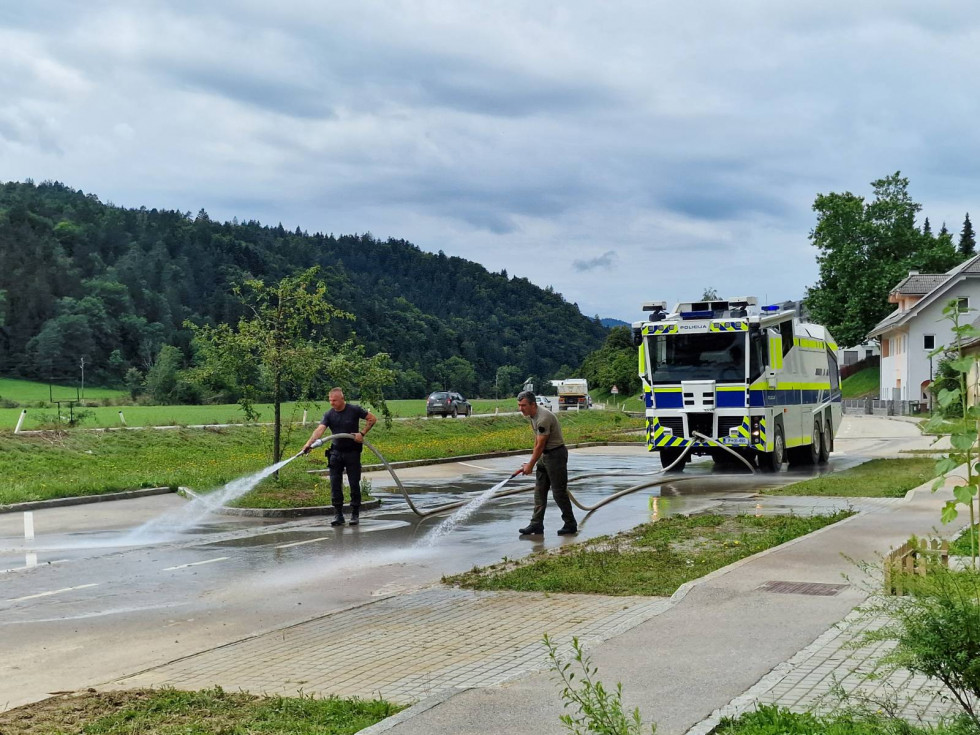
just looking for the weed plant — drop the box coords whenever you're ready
[858,567,980,730]
[544,635,655,734]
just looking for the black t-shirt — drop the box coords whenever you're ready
[321,404,369,452]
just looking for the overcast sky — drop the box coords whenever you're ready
[3,2,978,322]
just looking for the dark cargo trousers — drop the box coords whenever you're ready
[328,448,363,509]
[530,445,575,527]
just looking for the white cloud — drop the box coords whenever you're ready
[2,1,979,320]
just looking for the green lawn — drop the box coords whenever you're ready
[764,458,936,497]
[841,366,879,399]
[0,397,521,431]
[0,410,644,506]
[0,377,127,404]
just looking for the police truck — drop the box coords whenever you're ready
[632,297,842,471]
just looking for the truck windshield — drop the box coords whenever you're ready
[648,332,747,384]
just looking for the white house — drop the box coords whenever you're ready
[840,340,879,367]
[867,254,980,403]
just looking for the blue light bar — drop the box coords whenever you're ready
[761,305,780,312]
[680,310,714,319]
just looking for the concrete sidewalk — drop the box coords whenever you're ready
[99,416,970,734]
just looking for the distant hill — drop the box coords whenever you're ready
[0,180,608,398]
[600,317,629,327]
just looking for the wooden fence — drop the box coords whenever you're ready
[884,538,950,596]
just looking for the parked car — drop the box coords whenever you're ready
[426,391,472,418]
[535,395,550,407]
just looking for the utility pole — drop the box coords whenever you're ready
[79,357,85,399]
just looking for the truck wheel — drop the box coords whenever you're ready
[819,420,832,463]
[660,447,687,472]
[760,424,785,472]
[791,421,822,466]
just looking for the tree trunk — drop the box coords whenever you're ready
[273,373,282,465]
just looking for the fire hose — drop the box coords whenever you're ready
[303,430,754,520]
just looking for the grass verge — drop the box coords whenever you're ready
[763,458,936,498]
[443,511,853,596]
[951,523,980,557]
[0,687,403,735]
[715,703,974,735]
[0,411,643,506]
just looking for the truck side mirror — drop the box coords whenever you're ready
[632,327,643,347]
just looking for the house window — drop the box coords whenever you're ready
[958,297,969,312]
[924,335,935,350]
[882,339,890,358]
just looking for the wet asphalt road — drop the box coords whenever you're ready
[0,421,927,709]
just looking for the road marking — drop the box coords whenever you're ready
[458,462,494,471]
[9,583,99,602]
[277,537,332,549]
[162,556,229,571]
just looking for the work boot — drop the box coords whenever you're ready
[349,507,360,526]
[331,508,346,527]
[557,524,578,536]
[519,524,544,536]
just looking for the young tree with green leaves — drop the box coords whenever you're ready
[926,300,980,566]
[187,267,394,463]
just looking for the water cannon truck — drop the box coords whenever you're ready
[632,297,842,471]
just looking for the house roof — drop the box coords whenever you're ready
[890,273,949,295]
[868,253,980,339]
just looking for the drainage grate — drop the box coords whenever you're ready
[758,580,848,596]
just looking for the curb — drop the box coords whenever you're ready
[0,486,176,514]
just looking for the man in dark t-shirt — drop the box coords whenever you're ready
[302,387,377,526]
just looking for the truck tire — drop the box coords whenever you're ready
[789,422,821,466]
[660,447,687,472]
[819,420,832,463]
[759,424,785,472]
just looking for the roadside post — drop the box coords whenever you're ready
[610,384,619,409]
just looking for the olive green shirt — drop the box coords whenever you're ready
[530,406,564,451]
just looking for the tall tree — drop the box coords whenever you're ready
[959,213,976,257]
[922,217,932,237]
[188,268,393,463]
[805,173,961,348]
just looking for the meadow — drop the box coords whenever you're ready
[0,410,644,506]
[0,396,523,431]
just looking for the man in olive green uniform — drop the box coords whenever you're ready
[516,390,577,536]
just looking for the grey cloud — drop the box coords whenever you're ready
[159,63,336,120]
[573,250,617,272]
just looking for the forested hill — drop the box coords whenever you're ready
[0,180,607,398]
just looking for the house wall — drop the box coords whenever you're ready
[879,280,980,401]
